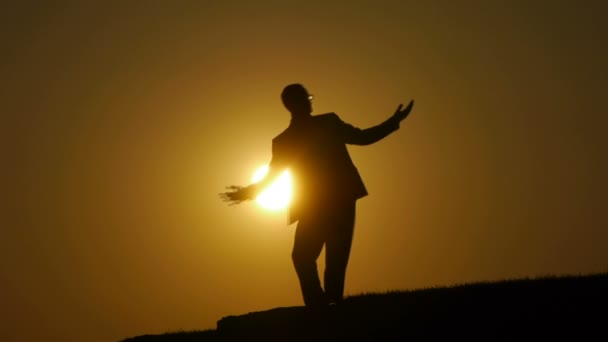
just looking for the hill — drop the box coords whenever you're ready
[121,273,607,341]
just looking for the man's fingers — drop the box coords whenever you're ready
[394,104,403,115]
[400,100,414,117]
[219,193,232,202]
[405,100,414,111]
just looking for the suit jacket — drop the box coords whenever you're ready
[270,113,399,224]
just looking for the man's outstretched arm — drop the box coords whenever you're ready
[340,100,414,145]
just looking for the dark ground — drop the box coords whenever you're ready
[121,273,607,341]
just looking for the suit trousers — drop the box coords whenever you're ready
[291,199,356,306]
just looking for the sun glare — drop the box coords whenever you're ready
[251,165,292,210]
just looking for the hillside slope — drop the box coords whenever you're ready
[122,273,607,341]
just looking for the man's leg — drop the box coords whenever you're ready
[292,213,327,306]
[324,200,356,304]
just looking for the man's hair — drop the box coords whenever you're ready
[281,83,308,112]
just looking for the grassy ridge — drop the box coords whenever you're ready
[121,272,607,341]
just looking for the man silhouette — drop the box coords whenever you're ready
[221,84,414,306]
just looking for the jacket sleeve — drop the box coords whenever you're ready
[269,139,285,169]
[330,113,399,146]
[249,138,288,195]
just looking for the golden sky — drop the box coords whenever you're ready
[3,1,607,341]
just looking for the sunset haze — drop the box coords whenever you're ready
[3,1,607,341]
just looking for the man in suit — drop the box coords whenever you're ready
[221,83,414,306]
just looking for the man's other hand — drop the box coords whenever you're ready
[392,100,414,125]
[219,185,254,205]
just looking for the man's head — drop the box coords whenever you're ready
[281,84,313,118]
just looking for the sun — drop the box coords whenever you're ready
[251,165,292,210]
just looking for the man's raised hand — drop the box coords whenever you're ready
[393,100,414,124]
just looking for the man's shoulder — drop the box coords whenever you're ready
[272,125,297,147]
[311,113,342,127]
[273,126,291,143]
[315,112,339,120]
[273,113,341,143]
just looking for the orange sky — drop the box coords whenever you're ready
[3,1,607,341]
